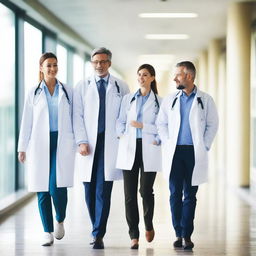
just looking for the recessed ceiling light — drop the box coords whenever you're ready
[145,34,189,40]
[139,13,198,18]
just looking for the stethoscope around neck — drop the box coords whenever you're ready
[33,80,70,105]
[129,90,160,113]
[171,92,204,110]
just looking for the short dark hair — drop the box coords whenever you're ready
[91,47,112,61]
[176,61,196,80]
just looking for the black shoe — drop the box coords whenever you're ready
[173,237,183,248]
[130,239,139,249]
[183,238,194,250]
[91,237,104,249]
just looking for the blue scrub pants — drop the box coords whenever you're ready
[83,132,113,239]
[37,131,67,233]
[169,145,198,238]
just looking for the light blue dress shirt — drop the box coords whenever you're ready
[177,87,196,145]
[135,89,150,138]
[95,74,109,90]
[43,81,59,132]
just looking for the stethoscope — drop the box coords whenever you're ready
[88,76,121,95]
[171,91,204,110]
[129,90,160,114]
[34,80,70,105]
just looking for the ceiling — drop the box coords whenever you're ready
[19,0,254,88]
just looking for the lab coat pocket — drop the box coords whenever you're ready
[143,143,162,172]
[58,133,76,171]
[116,134,136,170]
[61,133,76,152]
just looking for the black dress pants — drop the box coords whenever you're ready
[123,139,156,239]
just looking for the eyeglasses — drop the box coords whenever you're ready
[91,60,110,65]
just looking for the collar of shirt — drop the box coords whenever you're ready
[42,80,59,95]
[181,86,197,98]
[134,89,150,100]
[95,74,109,84]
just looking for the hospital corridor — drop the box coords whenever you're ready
[1,0,256,255]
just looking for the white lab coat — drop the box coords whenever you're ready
[73,74,129,182]
[156,88,218,185]
[18,81,76,192]
[116,90,162,172]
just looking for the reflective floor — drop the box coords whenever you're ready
[1,173,256,256]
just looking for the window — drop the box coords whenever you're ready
[57,44,68,84]
[24,22,42,93]
[0,3,16,199]
[85,60,94,78]
[73,53,84,86]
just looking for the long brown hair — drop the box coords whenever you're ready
[39,52,57,81]
[137,64,158,94]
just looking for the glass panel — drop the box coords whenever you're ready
[57,44,67,84]
[85,60,93,78]
[24,22,42,94]
[73,53,84,86]
[0,3,15,199]
[44,36,56,53]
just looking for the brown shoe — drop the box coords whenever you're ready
[130,239,139,249]
[183,238,194,250]
[173,237,182,248]
[145,229,155,242]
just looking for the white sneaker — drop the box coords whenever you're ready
[42,232,54,246]
[54,222,65,240]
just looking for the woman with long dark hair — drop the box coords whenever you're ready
[18,52,75,246]
[116,64,162,249]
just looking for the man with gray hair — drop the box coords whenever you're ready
[157,61,218,250]
[73,47,129,249]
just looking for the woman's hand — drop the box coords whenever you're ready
[18,152,26,163]
[79,143,90,156]
[130,120,143,129]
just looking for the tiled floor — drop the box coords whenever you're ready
[1,173,256,256]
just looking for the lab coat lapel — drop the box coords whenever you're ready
[129,93,137,120]
[106,75,114,95]
[58,80,65,105]
[89,76,100,108]
[189,88,202,145]
[143,90,155,113]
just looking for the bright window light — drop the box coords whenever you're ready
[57,44,68,84]
[145,34,189,40]
[139,13,198,18]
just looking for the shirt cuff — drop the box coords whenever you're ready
[77,140,88,146]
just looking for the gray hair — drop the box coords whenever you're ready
[176,61,196,80]
[91,47,112,61]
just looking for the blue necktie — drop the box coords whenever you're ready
[97,79,106,133]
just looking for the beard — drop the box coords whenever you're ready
[177,84,185,90]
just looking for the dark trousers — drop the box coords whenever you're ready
[169,145,198,238]
[37,131,67,233]
[83,132,113,239]
[123,139,156,239]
